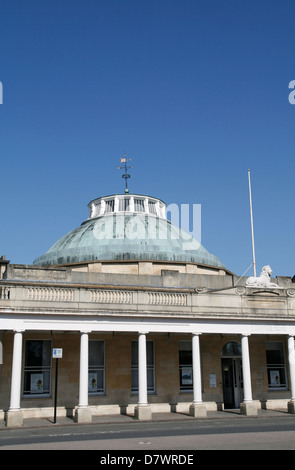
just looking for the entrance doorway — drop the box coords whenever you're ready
[221,342,243,409]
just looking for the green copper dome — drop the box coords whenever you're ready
[33,194,225,269]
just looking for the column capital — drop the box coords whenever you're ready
[80,330,91,334]
[191,332,202,336]
[241,333,251,337]
[138,330,149,335]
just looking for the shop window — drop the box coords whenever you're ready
[23,340,51,397]
[131,341,155,393]
[266,342,287,390]
[89,340,105,395]
[179,341,193,391]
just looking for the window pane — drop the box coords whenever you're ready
[147,368,154,391]
[131,368,138,391]
[179,367,193,390]
[147,341,154,366]
[89,341,104,367]
[267,368,286,387]
[88,369,104,393]
[179,341,192,366]
[179,341,191,351]
[179,350,192,366]
[179,341,193,391]
[131,341,138,367]
[266,349,284,365]
[25,340,51,367]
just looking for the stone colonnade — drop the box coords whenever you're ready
[5,329,295,427]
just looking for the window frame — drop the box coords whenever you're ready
[179,340,193,392]
[266,341,288,391]
[88,340,105,396]
[23,339,52,398]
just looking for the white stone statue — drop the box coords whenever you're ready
[245,265,278,288]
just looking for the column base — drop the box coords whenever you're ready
[288,400,295,414]
[6,410,24,427]
[134,405,152,421]
[240,401,258,416]
[189,403,207,418]
[74,406,92,423]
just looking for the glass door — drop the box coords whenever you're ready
[221,341,243,409]
[222,358,234,408]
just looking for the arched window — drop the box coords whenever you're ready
[222,341,241,357]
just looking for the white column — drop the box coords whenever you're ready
[189,333,207,417]
[9,330,23,411]
[241,334,252,402]
[240,334,257,416]
[135,331,152,420]
[138,332,148,405]
[78,331,89,407]
[192,333,203,404]
[75,331,92,423]
[287,336,295,413]
[6,330,24,427]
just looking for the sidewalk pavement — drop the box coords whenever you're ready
[0,408,293,430]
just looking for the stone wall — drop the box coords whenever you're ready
[0,331,291,418]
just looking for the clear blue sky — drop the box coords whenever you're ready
[0,0,294,277]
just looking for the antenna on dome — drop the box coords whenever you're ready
[117,153,133,193]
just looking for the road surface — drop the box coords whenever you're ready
[0,415,295,450]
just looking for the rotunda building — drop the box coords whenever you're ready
[2,189,294,428]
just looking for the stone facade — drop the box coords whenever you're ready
[1,260,295,426]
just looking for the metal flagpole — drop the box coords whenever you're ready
[248,169,257,277]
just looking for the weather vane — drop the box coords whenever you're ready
[117,153,133,193]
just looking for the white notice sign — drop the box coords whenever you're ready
[209,374,216,388]
[52,348,63,359]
